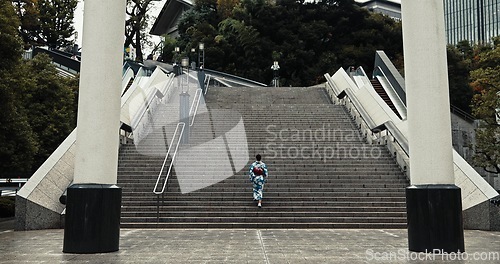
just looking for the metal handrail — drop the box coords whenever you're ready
[189,89,203,127]
[204,75,211,95]
[153,122,185,194]
[450,104,475,123]
[203,68,266,87]
[189,88,202,116]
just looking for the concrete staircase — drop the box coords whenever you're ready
[118,86,409,228]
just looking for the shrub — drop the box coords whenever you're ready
[0,196,15,218]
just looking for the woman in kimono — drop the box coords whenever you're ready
[248,154,268,208]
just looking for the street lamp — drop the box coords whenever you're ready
[173,46,181,75]
[181,57,190,91]
[198,42,205,69]
[271,61,280,87]
[179,57,190,144]
[190,48,196,69]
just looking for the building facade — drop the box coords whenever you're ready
[358,0,402,21]
[444,0,500,45]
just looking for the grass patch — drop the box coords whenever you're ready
[0,196,15,218]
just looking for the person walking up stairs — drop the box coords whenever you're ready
[248,154,269,208]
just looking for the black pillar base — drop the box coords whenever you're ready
[406,184,465,253]
[63,184,121,253]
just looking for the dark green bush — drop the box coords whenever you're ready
[0,196,15,218]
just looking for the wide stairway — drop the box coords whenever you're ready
[118,86,409,228]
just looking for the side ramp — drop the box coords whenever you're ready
[16,66,175,230]
[324,66,498,213]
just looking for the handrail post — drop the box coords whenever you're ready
[156,194,160,226]
[153,122,186,197]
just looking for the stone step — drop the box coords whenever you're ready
[117,86,409,228]
[119,222,407,229]
[118,182,408,188]
[121,200,406,207]
[121,216,407,224]
[121,205,407,212]
[121,211,406,218]
[122,191,406,199]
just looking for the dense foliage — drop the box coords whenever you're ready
[0,1,78,176]
[469,38,500,174]
[12,0,77,49]
[168,0,403,86]
[0,197,15,217]
[447,45,474,114]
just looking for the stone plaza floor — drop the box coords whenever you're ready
[1,218,499,263]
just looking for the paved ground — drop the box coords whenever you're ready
[1,218,499,263]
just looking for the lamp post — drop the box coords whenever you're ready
[180,57,190,144]
[271,61,280,87]
[174,46,181,75]
[198,43,205,69]
[190,48,196,70]
[181,57,189,91]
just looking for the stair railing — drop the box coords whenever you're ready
[450,104,475,123]
[153,122,185,225]
[153,122,185,195]
[204,75,211,95]
[188,73,212,126]
[189,88,203,126]
[325,74,409,177]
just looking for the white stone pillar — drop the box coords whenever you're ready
[402,0,454,185]
[63,0,125,254]
[73,0,126,184]
[401,0,464,253]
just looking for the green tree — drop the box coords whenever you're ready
[177,0,403,86]
[0,0,38,175]
[12,0,43,48]
[447,45,473,113]
[470,38,500,174]
[217,0,239,19]
[23,54,78,169]
[37,0,77,49]
[1,1,78,175]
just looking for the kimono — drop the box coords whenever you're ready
[248,161,268,201]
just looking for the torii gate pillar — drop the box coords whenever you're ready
[401,0,464,253]
[63,0,126,253]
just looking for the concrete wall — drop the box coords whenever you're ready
[463,200,500,231]
[16,130,76,230]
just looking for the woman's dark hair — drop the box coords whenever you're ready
[256,154,262,161]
